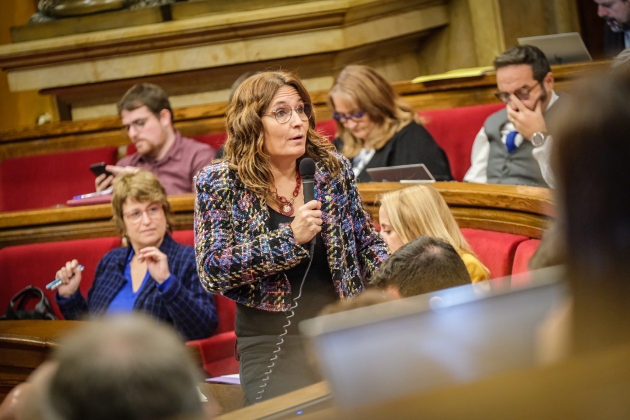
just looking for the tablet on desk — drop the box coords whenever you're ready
[366,163,435,183]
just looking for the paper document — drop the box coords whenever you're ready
[412,66,494,84]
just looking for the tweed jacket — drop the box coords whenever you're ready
[56,234,218,341]
[194,154,389,311]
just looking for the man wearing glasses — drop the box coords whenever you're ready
[95,83,216,195]
[464,45,557,188]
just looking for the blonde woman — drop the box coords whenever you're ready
[379,184,490,283]
[328,65,452,182]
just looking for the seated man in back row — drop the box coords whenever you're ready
[464,45,558,188]
[96,83,216,195]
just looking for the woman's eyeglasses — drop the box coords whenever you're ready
[332,111,366,123]
[263,104,312,124]
[494,81,540,104]
[123,204,162,223]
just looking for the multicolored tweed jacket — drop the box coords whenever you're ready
[194,154,389,311]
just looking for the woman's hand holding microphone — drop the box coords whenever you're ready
[290,200,323,245]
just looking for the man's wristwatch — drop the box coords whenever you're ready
[531,131,548,147]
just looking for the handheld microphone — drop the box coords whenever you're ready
[299,158,317,248]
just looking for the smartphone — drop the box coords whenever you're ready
[90,162,113,178]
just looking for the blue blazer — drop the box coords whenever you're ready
[194,154,389,312]
[56,234,217,341]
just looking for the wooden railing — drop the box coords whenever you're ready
[0,182,553,249]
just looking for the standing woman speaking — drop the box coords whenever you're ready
[194,71,388,403]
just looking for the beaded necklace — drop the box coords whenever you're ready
[272,172,302,216]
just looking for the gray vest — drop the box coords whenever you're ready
[485,108,548,187]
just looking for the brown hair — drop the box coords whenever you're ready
[328,65,418,158]
[222,70,340,199]
[117,83,174,124]
[46,314,205,420]
[369,236,471,297]
[111,170,172,237]
[493,45,551,84]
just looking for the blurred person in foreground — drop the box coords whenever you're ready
[15,314,215,420]
[379,184,489,283]
[194,70,388,403]
[96,83,215,195]
[370,236,471,298]
[55,170,217,341]
[328,65,452,182]
[548,70,630,357]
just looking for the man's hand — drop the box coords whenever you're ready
[507,95,547,142]
[94,165,140,192]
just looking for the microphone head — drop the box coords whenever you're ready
[299,158,316,179]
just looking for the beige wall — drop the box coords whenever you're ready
[0,0,581,130]
[0,1,57,131]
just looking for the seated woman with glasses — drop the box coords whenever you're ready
[195,70,388,403]
[54,170,217,341]
[328,65,452,182]
[379,184,490,283]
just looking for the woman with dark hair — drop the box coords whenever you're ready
[54,170,217,341]
[194,70,388,403]
[328,65,452,182]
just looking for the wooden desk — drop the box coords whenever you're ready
[0,182,553,248]
[0,320,80,401]
[215,381,331,420]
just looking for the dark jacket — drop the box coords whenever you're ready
[56,234,218,341]
[194,154,389,311]
[335,121,452,182]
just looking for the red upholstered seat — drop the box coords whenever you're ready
[512,239,542,275]
[191,133,228,151]
[171,229,194,247]
[420,103,504,182]
[316,119,337,142]
[461,228,529,279]
[0,237,122,319]
[172,229,239,377]
[0,147,118,212]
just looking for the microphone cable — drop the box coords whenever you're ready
[255,242,315,402]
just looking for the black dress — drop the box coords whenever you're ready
[236,207,338,404]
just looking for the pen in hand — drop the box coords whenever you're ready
[46,265,84,291]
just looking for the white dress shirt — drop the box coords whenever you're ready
[463,91,559,187]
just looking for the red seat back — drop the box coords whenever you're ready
[461,228,529,279]
[316,119,337,142]
[0,237,122,319]
[0,147,118,212]
[420,103,504,182]
[512,239,542,275]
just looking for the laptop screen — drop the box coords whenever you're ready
[517,33,592,65]
[300,267,566,408]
